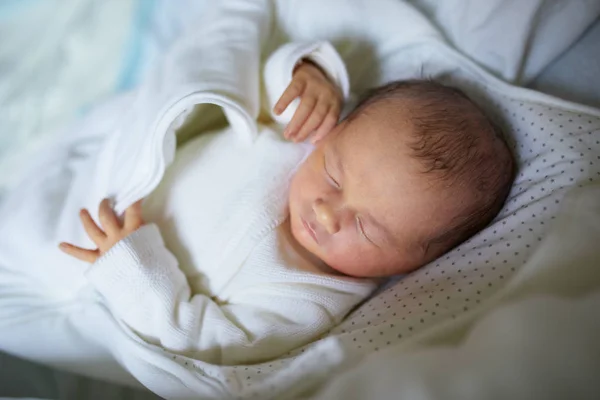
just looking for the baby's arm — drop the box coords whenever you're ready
[263,42,351,143]
[60,199,365,364]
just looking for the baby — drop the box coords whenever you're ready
[59,46,514,365]
[288,79,515,277]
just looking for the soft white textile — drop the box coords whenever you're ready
[530,17,600,109]
[0,0,136,192]
[1,1,600,399]
[0,0,210,195]
[407,0,600,84]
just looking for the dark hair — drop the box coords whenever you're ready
[347,80,515,259]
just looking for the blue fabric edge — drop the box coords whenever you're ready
[117,0,157,91]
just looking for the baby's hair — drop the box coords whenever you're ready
[347,79,515,259]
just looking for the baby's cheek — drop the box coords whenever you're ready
[325,239,374,275]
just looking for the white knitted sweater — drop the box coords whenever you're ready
[85,42,376,365]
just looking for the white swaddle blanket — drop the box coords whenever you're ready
[90,122,375,366]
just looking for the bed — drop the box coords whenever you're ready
[1,1,599,399]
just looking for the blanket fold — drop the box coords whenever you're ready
[93,0,271,216]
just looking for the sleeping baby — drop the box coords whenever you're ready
[59,42,514,365]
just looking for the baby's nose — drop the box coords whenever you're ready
[313,199,340,235]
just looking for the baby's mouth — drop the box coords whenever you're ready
[302,217,319,244]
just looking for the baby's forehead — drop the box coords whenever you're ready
[334,128,436,206]
[336,113,454,204]
[345,100,416,142]
[336,115,416,173]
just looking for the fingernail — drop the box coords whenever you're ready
[59,243,67,249]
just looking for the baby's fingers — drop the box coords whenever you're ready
[59,242,100,263]
[124,199,145,231]
[311,105,340,144]
[295,103,330,143]
[98,198,121,236]
[285,96,316,140]
[274,79,305,116]
[80,208,106,245]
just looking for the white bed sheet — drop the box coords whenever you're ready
[529,17,600,109]
[0,0,135,194]
[407,0,600,85]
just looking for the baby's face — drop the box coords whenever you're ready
[289,108,463,277]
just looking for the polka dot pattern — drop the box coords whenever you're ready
[151,81,600,399]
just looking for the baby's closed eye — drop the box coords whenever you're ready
[356,216,378,246]
[324,155,341,189]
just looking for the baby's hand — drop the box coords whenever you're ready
[274,60,343,144]
[59,199,145,263]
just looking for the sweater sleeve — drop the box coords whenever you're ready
[263,41,350,125]
[85,223,367,365]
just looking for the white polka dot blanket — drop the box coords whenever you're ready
[160,3,600,398]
